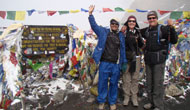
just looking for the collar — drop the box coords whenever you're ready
[110,29,119,33]
[149,24,159,30]
[129,29,136,33]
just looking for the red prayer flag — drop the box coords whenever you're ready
[10,52,18,66]
[82,73,86,80]
[71,56,78,66]
[76,48,79,54]
[0,11,6,19]
[84,48,86,54]
[79,50,83,56]
[47,11,57,16]
[103,8,113,12]
[158,10,171,15]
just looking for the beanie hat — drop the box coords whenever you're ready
[124,15,139,28]
[127,15,137,21]
[147,11,158,19]
[110,18,120,26]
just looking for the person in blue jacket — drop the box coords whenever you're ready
[88,5,127,110]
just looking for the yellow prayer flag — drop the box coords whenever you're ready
[178,34,185,38]
[186,50,189,61]
[15,11,26,21]
[76,52,80,61]
[80,35,84,40]
[183,11,190,19]
[70,10,80,13]
[125,9,136,13]
[81,50,85,61]
[68,69,77,77]
[174,66,179,77]
[82,41,85,46]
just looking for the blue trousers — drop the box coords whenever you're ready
[97,61,120,105]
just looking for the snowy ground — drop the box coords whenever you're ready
[2,0,190,110]
[9,83,190,110]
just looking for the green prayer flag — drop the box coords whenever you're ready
[28,59,33,65]
[170,11,183,20]
[7,11,16,20]
[58,11,69,15]
[81,68,85,75]
[82,45,84,51]
[115,7,125,11]
[78,40,81,47]
[32,63,43,71]
[27,59,44,71]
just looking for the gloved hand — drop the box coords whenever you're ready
[122,63,127,73]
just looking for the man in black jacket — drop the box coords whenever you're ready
[140,11,178,110]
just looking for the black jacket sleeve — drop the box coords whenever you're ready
[169,26,178,44]
[137,31,145,48]
[140,27,148,39]
[161,25,178,44]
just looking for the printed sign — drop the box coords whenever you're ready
[22,25,69,55]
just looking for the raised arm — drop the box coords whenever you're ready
[88,5,103,36]
[167,19,178,44]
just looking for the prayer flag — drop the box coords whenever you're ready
[71,56,78,66]
[125,9,136,13]
[68,69,77,77]
[81,8,88,12]
[7,11,16,20]
[38,11,46,14]
[58,11,69,15]
[170,11,183,20]
[0,64,4,82]
[15,11,26,21]
[27,9,35,16]
[158,10,171,15]
[0,11,6,19]
[115,7,125,11]
[136,9,148,12]
[47,11,57,16]
[183,11,190,19]
[70,10,80,13]
[72,39,76,50]
[103,8,113,12]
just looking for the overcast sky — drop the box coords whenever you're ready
[0,0,134,30]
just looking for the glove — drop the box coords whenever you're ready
[122,63,127,73]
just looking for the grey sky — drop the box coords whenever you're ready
[0,0,134,30]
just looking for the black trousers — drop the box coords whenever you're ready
[145,62,166,110]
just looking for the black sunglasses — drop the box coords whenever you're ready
[128,20,136,23]
[148,17,156,20]
[111,22,119,25]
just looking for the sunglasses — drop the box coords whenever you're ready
[148,17,157,20]
[111,22,119,26]
[128,20,136,23]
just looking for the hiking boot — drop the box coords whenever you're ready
[143,103,152,109]
[153,108,160,110]
[110,104,116,110]
[98,103,105,110]
[87,96,95,103]
[123,97,129,106]
[132,95,138,106]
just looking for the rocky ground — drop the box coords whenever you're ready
[9,87,190,110]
